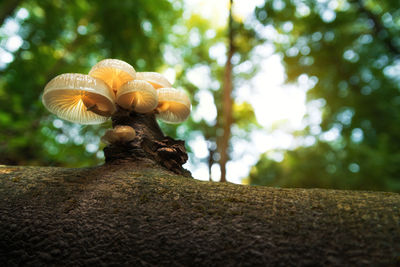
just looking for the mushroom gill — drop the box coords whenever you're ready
[116,80,158,113]
[156,88,191,123]
[89,59,136,94]
[136,72,172,89]
[42,73,116,124]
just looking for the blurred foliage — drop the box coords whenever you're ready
[159,8,262,180]
[0,0,180,167]
[249,0,400,192]
[1,0,400,192]
[0,0,260,177]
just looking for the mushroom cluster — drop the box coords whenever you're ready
[42,59,191,126]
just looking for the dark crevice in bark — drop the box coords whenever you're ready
[103,108,191,177]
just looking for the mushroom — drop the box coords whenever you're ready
[42,73,116,124]
[101,125,136,144]
[100,129,119,145]
[136,72,172,89]
[116,80,158,113]
[155,88,191,123]
[89,59,136,94]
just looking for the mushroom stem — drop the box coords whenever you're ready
[103,107,190,176]
[86,104,96,111]
[85,104,113,117]
[156,103,170,112]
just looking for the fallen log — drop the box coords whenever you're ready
[0,164,399,266]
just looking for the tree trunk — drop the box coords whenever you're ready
[208,146,215,181]
[103,108,190,177]
[0,164,399,266]
[219,0,234,183]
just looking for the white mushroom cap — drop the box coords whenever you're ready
[156,88,191,123]
[101,125,136,144]
[136,72,172,89]
[42,73,116,124]
[116,80,158,113]
[89,59,136,94]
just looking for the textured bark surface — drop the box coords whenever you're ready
[0,164,399,266]
[104,109,189,176]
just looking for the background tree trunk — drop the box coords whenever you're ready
[219,0,234,183]
[0,164,399,266]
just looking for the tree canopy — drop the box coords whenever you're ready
[249,0,400,192]
[0,0,181,167]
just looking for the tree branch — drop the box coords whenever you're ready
[0,165,399,265]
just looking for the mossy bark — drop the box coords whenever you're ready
[0,164,399,266]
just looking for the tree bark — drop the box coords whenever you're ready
[103,109,190,176]
[219,0,234,183]
[0,164,399,266]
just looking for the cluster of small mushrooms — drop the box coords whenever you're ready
[42,59,191,144]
